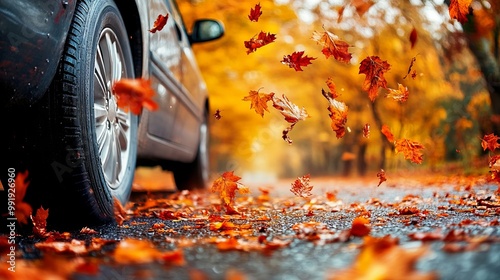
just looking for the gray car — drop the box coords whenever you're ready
[0,0,223,226]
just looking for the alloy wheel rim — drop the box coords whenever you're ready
[93,27,131,190]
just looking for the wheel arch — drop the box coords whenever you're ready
[113,0,147,80]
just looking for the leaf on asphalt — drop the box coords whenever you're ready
[211,171,249,214]
[113,197,127,226]
[332,235,436,280]
[31,206,49,238]
[113,78,159,115]
[114,238,185,265]
[349,216,371,237]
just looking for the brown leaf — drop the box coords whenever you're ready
[312,28,352,63]
[359,56,391,102]
[322,88,348,139]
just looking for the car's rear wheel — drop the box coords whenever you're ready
[39,0,136,226]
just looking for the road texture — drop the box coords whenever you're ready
[4,173,500,279]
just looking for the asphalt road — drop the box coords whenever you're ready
[9,175,500,279]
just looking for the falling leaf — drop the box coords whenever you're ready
[31,206,49,238]
[337,5,346,23]
[113,78,158,115]
[403,56,417,80]
[359,56,391,102]
[149,14,169,33]
[377,169,387,187]
[381,124,395,143]
[311,28,352,63]
[409,27,417,49]
[363,123,370,138]
[242,89,275,117]
[449,0,472,23]
[290,174,313,197]
[395,138,425,164]
[211,171,249,214]
[385,83,409,103]
[244,31,276,54]
[248,3,262,22]
[14,170,32,225]
[272,94,309,144]
[481,133,500,152]
[322,88,348,139]
[350,216,371,237]
[281,51,316,71]
[350,0,375,18]
[214,109,222,120]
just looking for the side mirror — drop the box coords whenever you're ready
[189,19,224,44]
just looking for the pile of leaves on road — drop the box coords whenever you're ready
[2,170,500,279]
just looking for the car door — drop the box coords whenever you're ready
[146,0,183,142]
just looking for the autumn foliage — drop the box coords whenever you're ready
[211,171,249,214]
[112,78,158,115]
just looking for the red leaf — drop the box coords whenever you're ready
[290,174,313,197]
[149,14,169,33]
[248,3,263,22]
[481,133,500,152]
[244,31,276,54]
[409,27,417,49]
[281,51,316,71]
[113,78,158,115]
[403,56,417,80]
[449,0,472,23]
[359,56,391,102]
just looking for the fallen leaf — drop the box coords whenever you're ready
[211,171,249,214]
[113,197,127,226]
[350,216,371,237]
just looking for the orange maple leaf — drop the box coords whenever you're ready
[281,51,316,71]
[449,0,472,23]
[14,170,32,225]
[385,83,409,103]
[112,78,158,115]
[381,124,395,143]
[395,138,425,164]
[211,171,249,214]
[149,14,169,33]
[312,28,352,63]
[242,89,275,117]
[244,31,276,54]
[272,94,309,144]
[248,3,262,22]
[322,88,348,139]
[290,174,313,197]
[481,133,500,152]
[359,56,391,102]
[31,206,49,238]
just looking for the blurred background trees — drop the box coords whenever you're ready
[177,0,495,181]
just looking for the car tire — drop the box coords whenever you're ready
[172,110,210,190]
[38,0,137,226]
